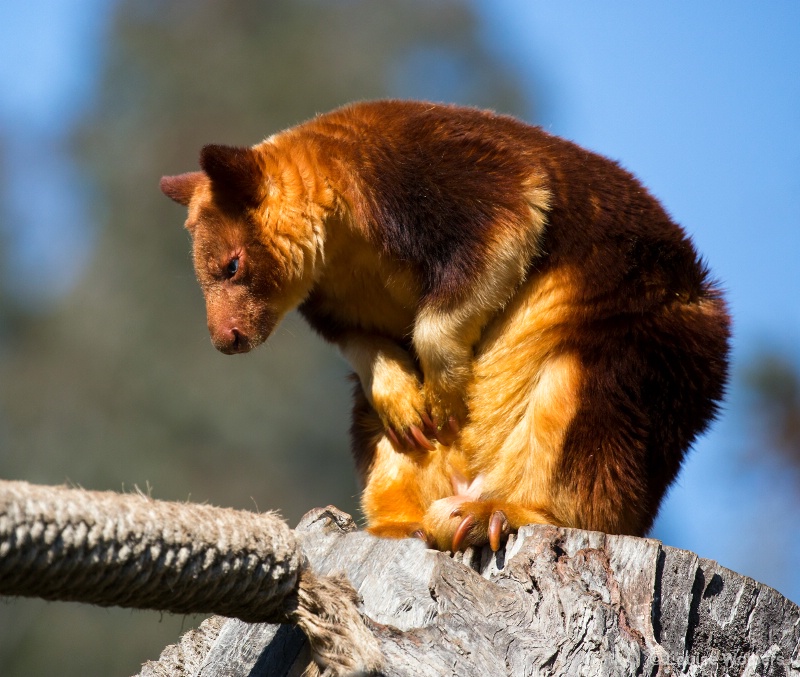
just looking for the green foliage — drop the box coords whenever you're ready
[745,352,800,469]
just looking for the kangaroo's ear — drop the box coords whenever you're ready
[160,171,205,206]
[200,144,265,206]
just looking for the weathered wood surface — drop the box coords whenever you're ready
[141,507,800,676]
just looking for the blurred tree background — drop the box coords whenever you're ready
[0,0,527,674]
[746,352,800,469]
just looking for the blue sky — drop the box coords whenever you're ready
[0,0,112,303]
[482,1,800,602]
[481,1,800,347]
[0,1,798,601]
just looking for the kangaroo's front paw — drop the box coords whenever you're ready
[423,383,467,446]
[371,362,436,452]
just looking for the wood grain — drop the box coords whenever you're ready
[141,507,800,676]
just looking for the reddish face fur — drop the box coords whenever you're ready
[190,214,278,355]
[161,100,730,551]
[161,149,317,355]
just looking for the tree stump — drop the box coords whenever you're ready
[140,506,800,676]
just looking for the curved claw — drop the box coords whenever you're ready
[386,421,436,452]
[488,510,509,552]
[412,529,435,549]
[409,424,435,451]
[386,426,402,449]
[451,514,476,552]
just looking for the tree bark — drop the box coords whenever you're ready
[141,507,800,677]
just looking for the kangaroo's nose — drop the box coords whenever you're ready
[212,325,250,354]
[230,327,246,352]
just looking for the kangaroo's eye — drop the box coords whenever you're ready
[225,257,240,279]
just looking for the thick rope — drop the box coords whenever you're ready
[0,480,382,675]
[0,479,300,618]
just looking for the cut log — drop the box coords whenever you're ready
[141,506,800,676]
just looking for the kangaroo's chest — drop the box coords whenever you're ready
[306,238,421,340]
